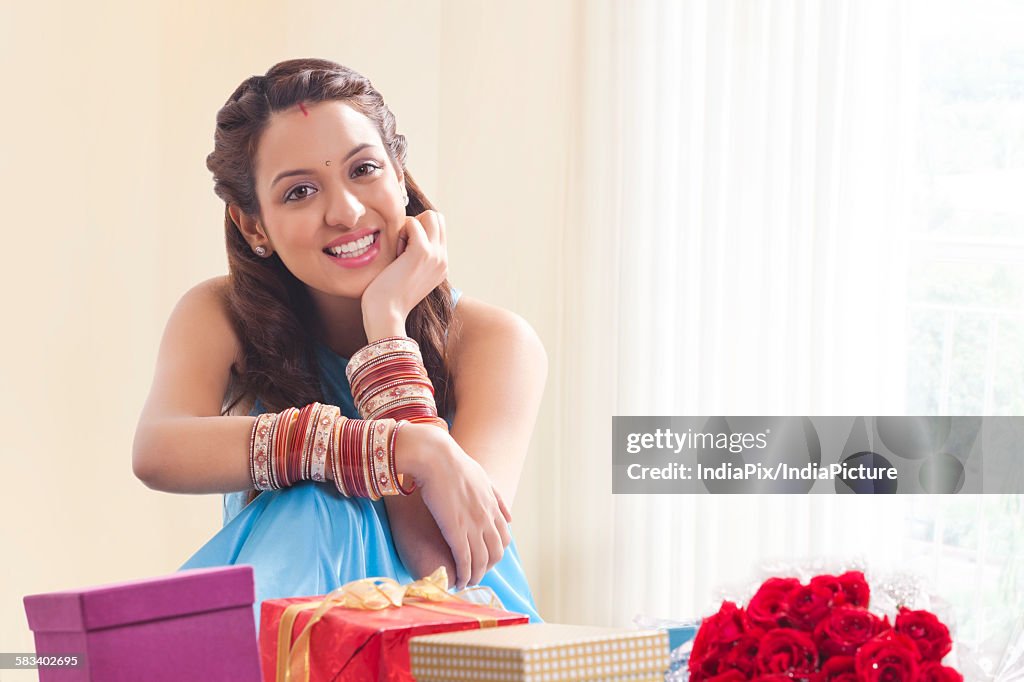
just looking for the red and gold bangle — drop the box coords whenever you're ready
[268,408,287,489]
[260,409,280,489]
[330,416,348,496]
[250,413,275,491]
[251,402,412,500]
[368,420,386,497]
[276,407,299,487]
[350,354,424,388]
[289,403,315,484]
[369,419,395,496]
[362,420,379,500]
[339,417,355,496]
[286,405,309,469]
[264,411,279,490]
[350,357,425,396]
[344,418,364,498]
[300,403,323,481]
[292,403,312,482]
[360,373,434,397]
[388,420,416,495]
[311,404,338,483]
[351,419,367,498]
[362,382,436,418]
[345,336,422,383]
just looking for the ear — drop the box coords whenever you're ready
[229,204,274,257]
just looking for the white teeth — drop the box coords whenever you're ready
[327,232,377,258]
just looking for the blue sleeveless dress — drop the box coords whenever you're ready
[179,288,541,629]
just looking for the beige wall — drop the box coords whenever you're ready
[0,1,573,671]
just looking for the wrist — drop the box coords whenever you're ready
[362,306,407,343]
[393,423,443,486]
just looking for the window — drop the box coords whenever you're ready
[905,0,1024,652]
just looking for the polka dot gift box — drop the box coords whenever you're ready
[410,623,670,681]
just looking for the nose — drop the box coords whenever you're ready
[324,184,366,229]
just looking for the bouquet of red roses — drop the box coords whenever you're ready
[688,570,961,682]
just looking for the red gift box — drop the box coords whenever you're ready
[259,569,529,682]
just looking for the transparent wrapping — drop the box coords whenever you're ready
[635,559,1023,682]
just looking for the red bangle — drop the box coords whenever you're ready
[390,421,416,495]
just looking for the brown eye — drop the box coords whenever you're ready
[285,184,317,202]
[352,162,382,178]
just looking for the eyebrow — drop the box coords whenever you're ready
[270,143,379,189]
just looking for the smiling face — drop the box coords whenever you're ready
[250,99,406,300]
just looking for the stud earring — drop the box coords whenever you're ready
[402,192,410,207]
[254,246,267,257]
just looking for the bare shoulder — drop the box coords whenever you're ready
[171,276,242,363]
[183,274,231,307]
[447,295,547,381]
[140,275,246,419]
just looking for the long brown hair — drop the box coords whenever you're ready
[206,59,456,504]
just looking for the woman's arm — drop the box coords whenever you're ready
[384,296,548,584]
[132,277,256,493]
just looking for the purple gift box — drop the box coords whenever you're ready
[24,565,261,682]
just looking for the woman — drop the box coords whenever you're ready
[131,58,546,626]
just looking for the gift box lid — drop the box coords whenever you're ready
[410,623,670,681]
[24,565,255,633]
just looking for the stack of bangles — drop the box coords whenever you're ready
[248,336,448,500]
[345,335,448,430]
[248,403,414,499]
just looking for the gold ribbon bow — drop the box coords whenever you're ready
[276,567,502,682]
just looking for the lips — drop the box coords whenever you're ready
[323,231,382,269]
[323,228,380,253]
[323,231,382,258]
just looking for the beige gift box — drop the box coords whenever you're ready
[409,622,670,681]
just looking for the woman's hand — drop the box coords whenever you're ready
[394,423,513,590]
[361,210,447,340]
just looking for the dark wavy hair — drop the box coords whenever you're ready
[207,60,456,501]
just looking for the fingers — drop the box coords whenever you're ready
[452,533,472,592]
[468,531,490,589]
[413,210,447,258]
[496,511,512,548]
[495,488,513,524]
[484,524,505,573]
[414,209,441,242]
[402,215,429,252]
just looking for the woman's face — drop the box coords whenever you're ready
[252,100,405,300]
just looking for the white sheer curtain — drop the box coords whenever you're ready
[548,0,920,627]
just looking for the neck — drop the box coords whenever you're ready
[306,287,367,358]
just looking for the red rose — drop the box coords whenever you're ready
[691,650,726,681]
[722,630,767,677]
[749,577,802,629]
[756,628,819,677]
[705,671,748,682]
[751,676,794,682]
[813,606,886,658]
[810,574,842,596]
[786,583,834,631]
[895,607,953,662]
[836,571,870,607]
[920,662,964,682]
[691,602,755,681]
[817,655,856,682]
[855,631,922,682]
[807,571,870,608]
